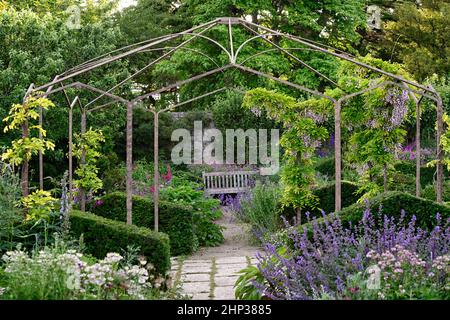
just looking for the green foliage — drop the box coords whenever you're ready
[70,210,171,275]
[315,157,335,177]
[20,190,57,221]
[234,265,264,300]
[281,181,360,222]
[1,96,55,166]
[0,160,22,249]
[240,182,282,239]
[73,129,105,194]
[0,239,175,300]
[159,184,224,247]
[300,192,450,234]
[383,1,450,81]
[243,88,329,214]
[211,90,276,132]
[431,113,450,171]
[89,192,195,256]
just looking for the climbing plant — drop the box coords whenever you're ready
[73,128,105,198]
[1,95,55,197]
[243,88,329,223]
[73,128,105,197]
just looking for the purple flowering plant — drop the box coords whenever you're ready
[253,207,449,300]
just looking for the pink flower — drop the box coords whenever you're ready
[161,165,173,184]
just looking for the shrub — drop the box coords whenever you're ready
[253,208,449,300]
[0,161,22,251]
[315,157,335,177]
[394,160,449,187]
[344,246,450,300]
[282,181,360,221]
[0,241,168,300]
[69,210,170,275]
[159,183,224,248]
[334,191,450,230]
[239,182,282,239]
[89,192,195,256]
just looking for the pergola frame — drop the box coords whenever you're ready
[24,17,444,231]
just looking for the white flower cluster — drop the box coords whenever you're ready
[2,248,158,300]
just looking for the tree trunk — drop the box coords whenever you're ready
[296,207,301,226]
[383,164,388,192]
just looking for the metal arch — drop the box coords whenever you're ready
[139,47,222,69]
[338,80,439,104]
[38,81,130,104]
[23,16,445,224]
[62,19,221,76]
[132,64,234,104]
[234,33,281,59]
[233,64,335,102]
[238,18,439,98]
[83,28,232,109]
[238,24,340,88]
[34,22,223,92]
[238,47,319,66]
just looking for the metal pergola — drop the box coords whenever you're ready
[25,17,445,231]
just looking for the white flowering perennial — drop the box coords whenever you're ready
[1,248,164,300]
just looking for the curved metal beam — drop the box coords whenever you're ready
[83,25,227,108]
[238,18,438,97]
[62,19,221,76]
[233,64,335,101]
[338,80,438,104]
[132,64,234,104]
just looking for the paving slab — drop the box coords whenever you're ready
[184,273,211,282]
[215,276,238,287]
[182,281,211,294]
[214,286,236,300]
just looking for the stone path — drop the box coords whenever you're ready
[170,208,260,300]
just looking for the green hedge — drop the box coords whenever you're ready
[282,181,360,220]
[315,157,335,177]
[70,210,170,275]
[302,191,450,233]
[89,192,195,256]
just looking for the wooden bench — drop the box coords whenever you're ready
[202,171,258,195]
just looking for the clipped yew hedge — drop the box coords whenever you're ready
[89,192,195,256]
[70,210,170,275]
[301,191,450,233]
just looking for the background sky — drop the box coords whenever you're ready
[119,0,136,10]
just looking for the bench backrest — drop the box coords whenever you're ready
[202,171,258,195]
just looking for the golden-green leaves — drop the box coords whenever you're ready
[20,190,56,221]
[1,95,56,166]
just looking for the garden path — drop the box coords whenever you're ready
[170,208,260,300]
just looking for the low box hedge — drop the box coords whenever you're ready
[89,192,195,256]
[301,191,450,234]
[70,210,170,275]
[394,161,450,187]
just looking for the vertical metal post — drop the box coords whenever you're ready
[154,111,159,232]
[126,102,133,225]
[80,108,87,211]
[68,105,73,200]
[334,100,342,212]
[415,98,421,197]
[436,97,444,203]
[38,106,44,190]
